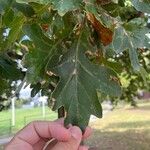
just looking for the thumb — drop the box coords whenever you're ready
[51,126,82,150]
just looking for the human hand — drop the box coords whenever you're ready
[5,119,92,150]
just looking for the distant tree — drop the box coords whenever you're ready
[111,49,150,107]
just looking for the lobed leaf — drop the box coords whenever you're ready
[49,0,82,16]
[107,26,150,71]
[0,54,23,80]
[6,14,25,49]
[132,0,150,14]
[52,33,121,130]
[23,24,62,83]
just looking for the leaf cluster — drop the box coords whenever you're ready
[0,0,150,130]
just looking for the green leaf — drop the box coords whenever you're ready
[107,26,150,71]
[118,0,125,7]
[85,0,97,15]
[50,0,82,16]
[0,0,14,13]
[30,82,41,97]
[102,2,120,12]
[139,67,149,87]
[23,24,52,51]
[6,13,25,48]
[103,60,123,73]
[24,47,48,83]
[0,28,5,51]
[29,2,49,15]
[0,54,22,80]
[132,0,150,13]
[0,77,9,95]
[13,2,35,17]
[52,33,121,130]
[2,8,14,26]
[23,24,61,83]
[15,0,50,17]
[85,0,114,29]
[23,24,51,83]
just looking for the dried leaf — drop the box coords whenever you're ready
[87,13,113,46]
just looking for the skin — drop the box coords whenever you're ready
[5,119,92,150]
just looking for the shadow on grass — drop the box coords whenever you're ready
[126,105,150,111]
[87,129,150,150]
[103,120,150,129]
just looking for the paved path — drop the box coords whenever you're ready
[90,110,110,122]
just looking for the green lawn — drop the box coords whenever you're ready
[87,101,150,150]
[0,107,57,137]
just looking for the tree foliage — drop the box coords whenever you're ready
[0,0,150,130]
[110,49,150,107]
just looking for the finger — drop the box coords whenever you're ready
[33,121,71,141]
[22,121,62,150]
[78,145,89,150]
[55,119,92,140]
[50,126,82,150]
[66,123,73,129]
[83,127,92,139]
[9,121,71,146]
[69,126,82,146]
[54,118,64,125]
[5,137,33,150]
[33,139,46,150]
[54,118,73,129]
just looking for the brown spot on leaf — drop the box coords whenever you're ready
[41,24,49,32]
[87,13,113,46]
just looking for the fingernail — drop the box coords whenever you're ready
[69,126,82,140]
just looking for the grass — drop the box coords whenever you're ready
[0,106,57,137]
[87,100,150,150]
